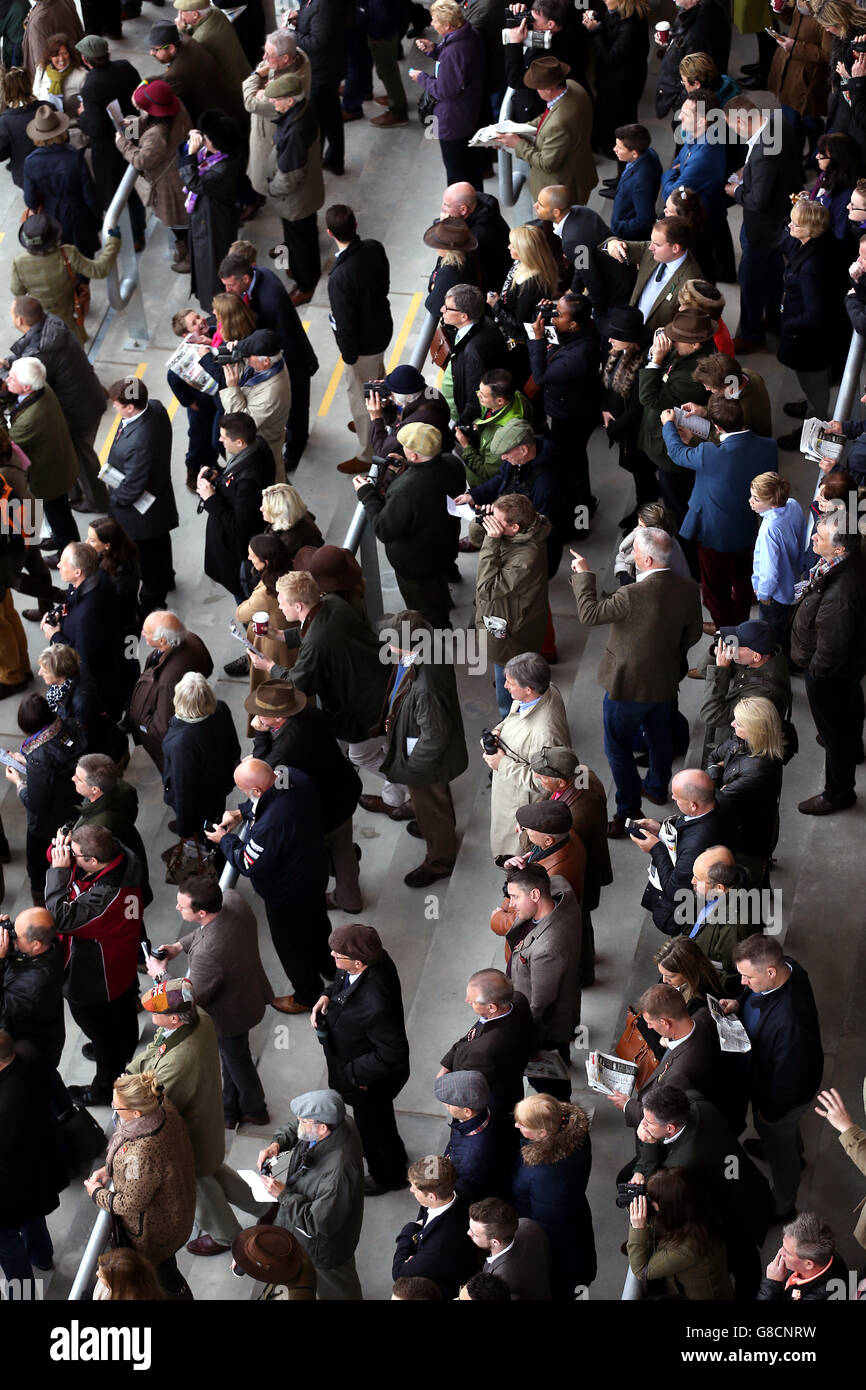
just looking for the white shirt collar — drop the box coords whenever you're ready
[663,1124,687,1145]
[635,566,669,582]
[664,1022,695,1051]
[486,1239,515,1264]
[423,1193,458,1226]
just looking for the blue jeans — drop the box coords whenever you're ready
[494,664,511,719]
[738,223,784,344]
[603,693,674,818]
[0,1215,53,1285]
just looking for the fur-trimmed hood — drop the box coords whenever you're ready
[519,1103,590,1166]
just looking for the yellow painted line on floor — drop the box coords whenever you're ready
[437,366,444,389]
[387,292,423,372]
[317,356,345,418]
[0,231,4,245]
[167,396,180,422]
[302,320,311,333]
[98,362,147,463]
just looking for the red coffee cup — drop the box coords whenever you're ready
[252,611,269,636]
[770,0,785,11]
[654,21,671,45]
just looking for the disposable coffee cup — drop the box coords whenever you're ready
[770,0,785,11]
[252,611,269,635]
[655,20,670,44]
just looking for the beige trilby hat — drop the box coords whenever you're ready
[26,103,70,142]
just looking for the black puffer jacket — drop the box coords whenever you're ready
[790,552,866,680]
[0,941,66,1066]
[706,735,784,859]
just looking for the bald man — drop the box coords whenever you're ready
[206,757,331,1013]
[0,909,65,1068]
[630,770,736,936]
[531,185,616,310]
[440,182,510,293]
[127,610,213,771]
[687,847,766,992]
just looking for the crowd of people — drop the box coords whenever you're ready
[1,0,866,1309]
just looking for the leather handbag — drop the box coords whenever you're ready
[429,322,451,368]
[59,246,91,334]
[163,836,217,886]
[614,1007,660,1091]
[59,1103,108,1176]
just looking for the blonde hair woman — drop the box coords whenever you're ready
[705,696,784,875]
[84,1072,196,1296]
[161,672,240,839]
[511,1094,596,1299]
[259,482,323,565]
[488,223,561,381]
[409,0,485,187]
[778,195,841,441]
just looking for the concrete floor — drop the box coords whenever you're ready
[1,14,865,1306]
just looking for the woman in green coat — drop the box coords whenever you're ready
[627,1166,734,1299]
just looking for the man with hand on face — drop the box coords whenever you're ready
[256,1089,365,1301]
[215,332,290,483]
[758,1213,847,1302]
[0,909,65,1070]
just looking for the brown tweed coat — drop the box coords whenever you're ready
[115,106,192,230]
[93,1097,196,1267]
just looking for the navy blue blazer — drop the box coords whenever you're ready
[662,423,773,552]
[246,265,319,379]
[611,148,662,241]
[392,1196,478,1298]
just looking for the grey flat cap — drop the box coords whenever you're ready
[433,1070,490,1110]
[290,1089,345,1126]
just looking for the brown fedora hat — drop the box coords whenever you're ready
[243,678,307,719]
[294,543,363,593]
[422,216,478,254]
[231,1225,303,1283]
[26,103,71,142]
[666,309,714,344]
[524,56,570,89]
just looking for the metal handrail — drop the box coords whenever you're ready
[340,311,440,623]
[67,1197,112,1301]
[497,87,526,209]
[101,163,149,348]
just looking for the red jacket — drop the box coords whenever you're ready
[45,846,144,1005]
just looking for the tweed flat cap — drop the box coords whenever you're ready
[495,419,536,453]
[265,72,304,99]
[529,745,580,778]
[328,924,383,964]
[290,1089,346,1126]
[515,801,573,833]
[433,1070,490,1110]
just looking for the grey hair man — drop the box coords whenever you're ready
[128,610,213,771]
[243,29,311,201]
[757,1212,847,1301]
[438,969,536,1113]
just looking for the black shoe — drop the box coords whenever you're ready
[406,819,424,839]
[0,674,33,697]
[322,161,345,175]
[775,430,802,451]
[598,186,616,199]
[223,656,249,677]
[602,176,619,186]
[0,837,9,864]
[783,400,809,419]
[81,1043,96,1062]
[67,1084,111,1107]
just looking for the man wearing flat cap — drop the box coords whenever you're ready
[127,976,271,1256]
[326,203,393,476]
[354,426,464,628]
[149,20,246,129]
[257,1088,365,1300]
[264,69,324,312]
[249,679,363,914]
[310,925,410,1196]
[497,799,586,909]
[495,55,597,206]
[216,330,291,482]
[496,863,582,1100]
[529,745,612,985]
[435,1070,512,1202]
[174,1,251,93]
[366,363,452,461]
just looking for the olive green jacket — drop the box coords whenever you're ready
[10,238,120,342]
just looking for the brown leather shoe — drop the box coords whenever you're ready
[337,457,370,474]
[404,863,453,888]
[372,94,390,105]
[606,816,631,839]
[686,667,703,680]
[798,793,856,816]
[290,289,314,307]
[358,793,413,820]
[187,1234,231,1256]
[348,420,357,433]
[370,111,409,128]
[702,621,717,636]
[239,1111,271,1126]
[342,108,363,122]
[271,995,311,1014]
[326,891,363,912]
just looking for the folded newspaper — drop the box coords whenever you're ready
[706,995,751,1054]
[799,417,844,464]
[469,120,538,148]
[585,1050,639,1098]
[165,338,220,397]
[98,464,156,515]
[524,1049,570,1081]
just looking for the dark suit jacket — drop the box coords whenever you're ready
[642,805,737,936]
[107,400,178,541]
[440,992,536,1112]
[327,236,392,363]
[484,1218,552,1300]
[177,888,273,1038]
[623,1010,721,1127]
[53,569,126,719]
[392,1197,477,1299]
[247,264,319,379]
[731,117,802,248]
[320,952,410,1099]
[611,149,662,241]
[162,34,247,128]
[571,568,703,703]
[252,704,361,834]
